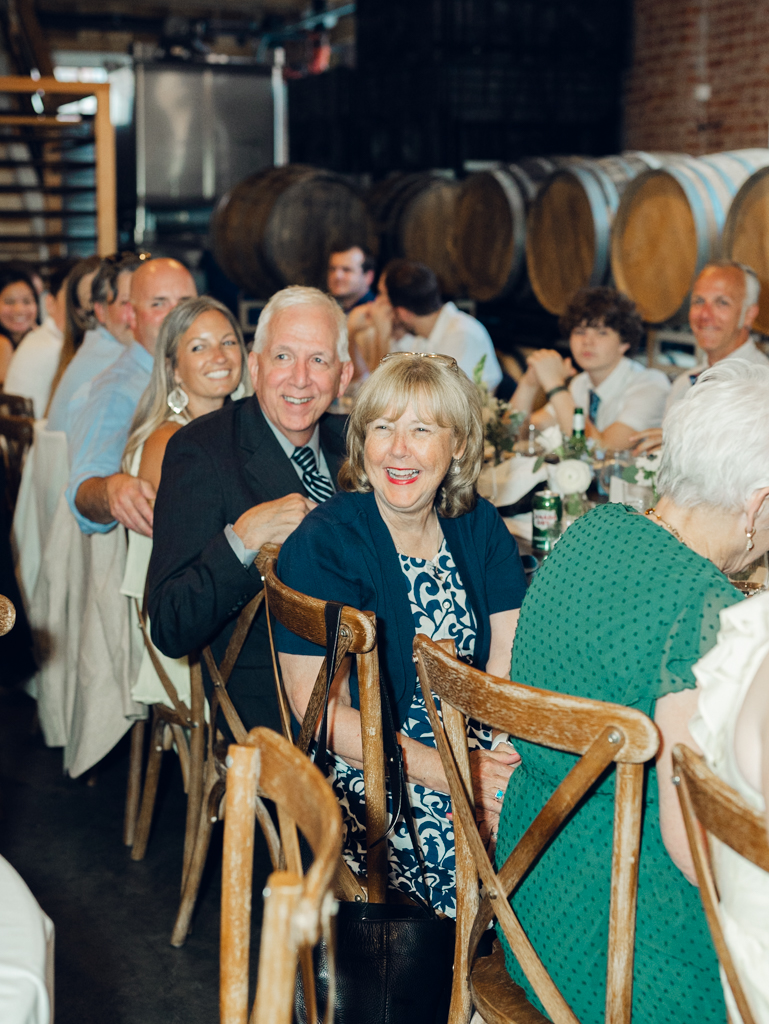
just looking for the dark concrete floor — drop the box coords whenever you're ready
[0,687,269,1024]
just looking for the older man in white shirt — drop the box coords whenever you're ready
[631,261,769,453]
[379,258,503,390]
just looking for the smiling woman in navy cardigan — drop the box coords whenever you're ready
[275,353,527,914]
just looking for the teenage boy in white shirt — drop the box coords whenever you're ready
[511,286,670,450]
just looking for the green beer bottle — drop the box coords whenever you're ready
[571,407,587,456]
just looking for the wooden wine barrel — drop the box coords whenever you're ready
[611,149,769,324]
[722,164,769,334]
[367,173,462,295]
[450,158,564,302]
[525,152,662,316]
[211,164,376,297]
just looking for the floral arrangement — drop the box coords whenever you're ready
[474,356,526,465]
[622,451,660,499]
[555,459,593,520]
[555,459,592,495]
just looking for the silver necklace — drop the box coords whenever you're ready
[397,513,445,583]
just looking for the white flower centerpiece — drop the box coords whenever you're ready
[554,458,593,524]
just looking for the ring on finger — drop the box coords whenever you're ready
[495,788,504,802]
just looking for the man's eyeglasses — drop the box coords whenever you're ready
[379,352,459,372]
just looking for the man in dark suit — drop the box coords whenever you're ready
[147,286,354,733]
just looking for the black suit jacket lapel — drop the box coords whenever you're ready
[239,397,308,501]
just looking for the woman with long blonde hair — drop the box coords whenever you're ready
[121,295,251,706]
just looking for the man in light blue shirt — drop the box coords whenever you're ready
[47,253,141,432]
[66,258,197,535]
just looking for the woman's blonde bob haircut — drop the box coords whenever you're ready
[338,354,484,517]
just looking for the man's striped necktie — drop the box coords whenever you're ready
[292,446,334,503]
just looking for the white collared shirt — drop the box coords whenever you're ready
[569,357,671,432]
[393,302,503,391]
[665,337,769,414]
[263,415,332,487]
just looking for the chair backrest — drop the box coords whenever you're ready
[221,727,343,1024]
[413,633,660,1024]
[672,743,769,1024]
[257,542,388,903]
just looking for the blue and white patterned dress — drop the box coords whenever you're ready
[326,537,492,917]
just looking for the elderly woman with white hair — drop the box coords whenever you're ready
[494,359,769,1023]
[275,353,528,914]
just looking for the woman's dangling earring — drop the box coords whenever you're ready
[746,526,756,553]
[167,385,189,415]
[452,460,461,475]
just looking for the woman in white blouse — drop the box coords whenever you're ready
[690,593,769,1024]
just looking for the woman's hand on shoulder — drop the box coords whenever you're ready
[138,421,184,493]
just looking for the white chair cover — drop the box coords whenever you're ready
[29,490,88,747]
[64,525,145,778]
[11,424,68,613]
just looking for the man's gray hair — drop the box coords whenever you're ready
[656,359,769,510]
[701,260,761,324]
[253,285,349,361]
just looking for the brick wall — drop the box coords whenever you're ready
[624,0,769,154]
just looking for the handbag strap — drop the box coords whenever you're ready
[376,675,437,917]
[312,601,344,776]
[294,603,351,757]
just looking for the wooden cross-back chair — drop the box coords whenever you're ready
[170,584,268,946]
[412,633,660,1024]
[0,413,33,509]
[125,603,207,895]
[256,542,388,903]
[221,726,343,1024]
[672,743,769,1024]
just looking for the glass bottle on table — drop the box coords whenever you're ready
[570,407,588,457]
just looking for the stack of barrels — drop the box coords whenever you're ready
[211,150,769,329]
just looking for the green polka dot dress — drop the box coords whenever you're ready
[496,502,741,1023]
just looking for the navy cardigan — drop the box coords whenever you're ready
[275,489,527,727]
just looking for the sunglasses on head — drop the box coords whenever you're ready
[379,352,459,372]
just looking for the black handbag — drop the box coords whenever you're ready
[294,602,456,1024]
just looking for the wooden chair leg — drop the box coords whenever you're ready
[123,719,146,847]
[131,711,164,862]
[181,720,206,893]
[170,723,190,794]
[170,765,224,947]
